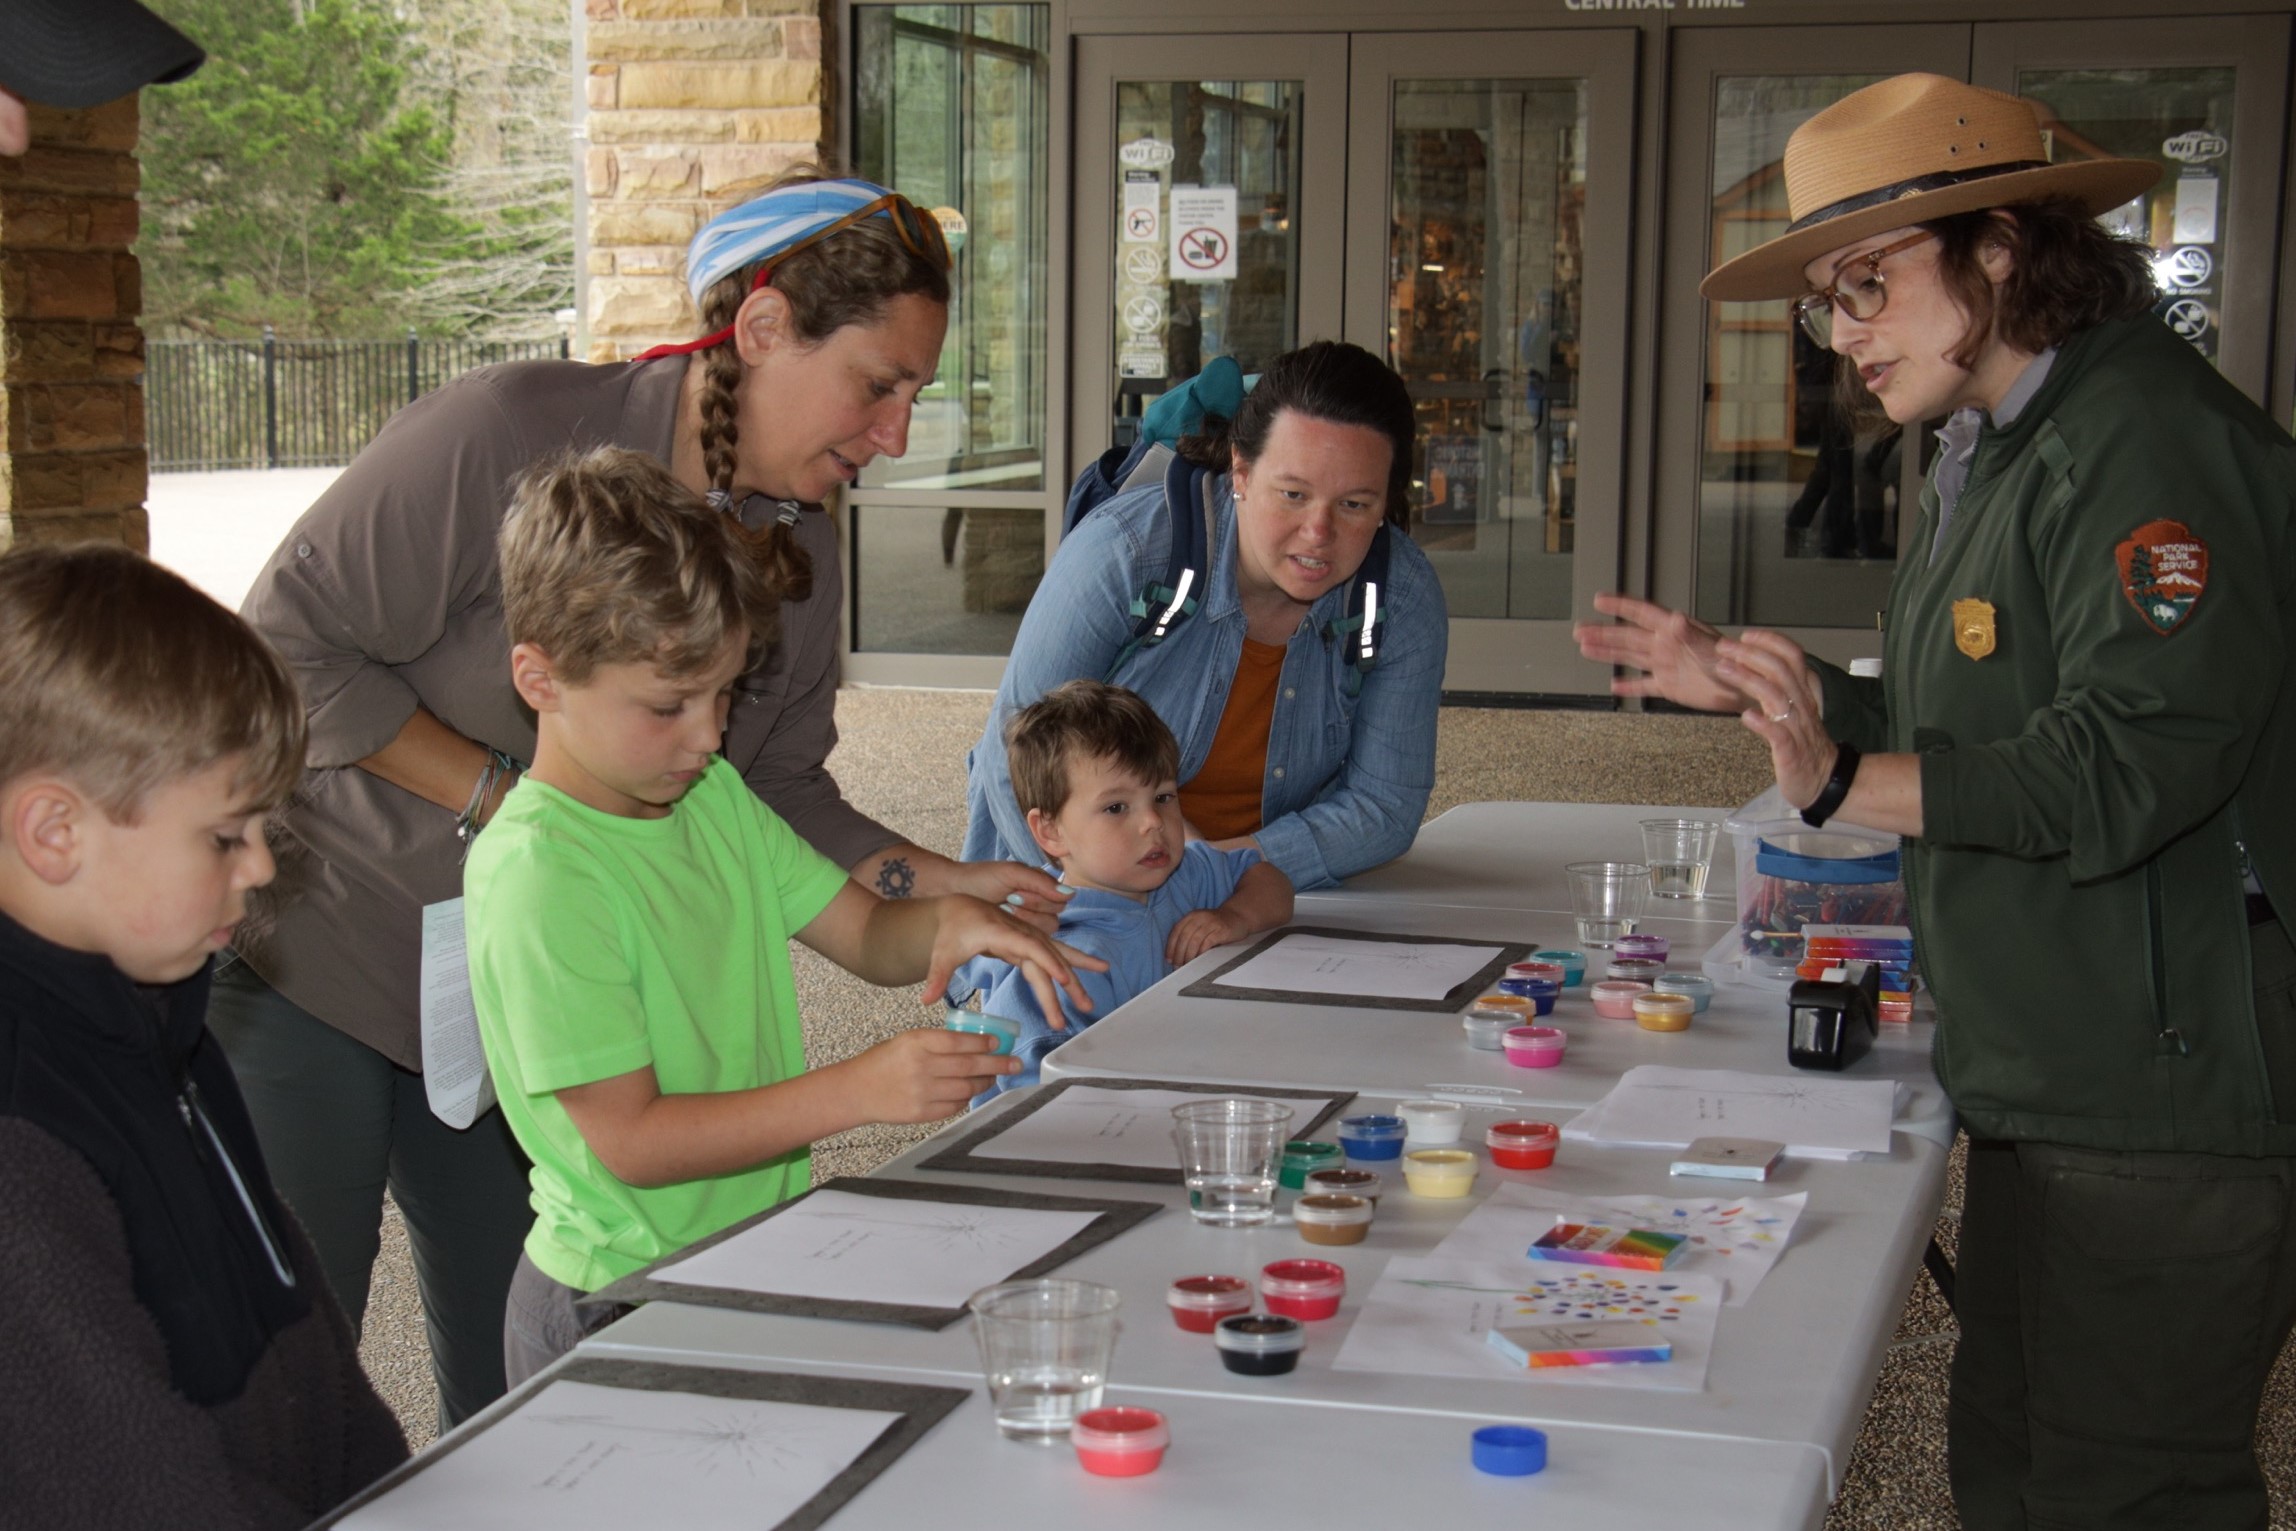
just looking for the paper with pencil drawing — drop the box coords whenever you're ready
[659,1189,1097,1310]
[1208,931,1503,1002]
[965,1085,1345,1170]
[335,1378,899,1530]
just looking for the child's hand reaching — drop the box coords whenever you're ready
[918,897,1107,1033]
[843,1027,1017,1124]
[1166,908,1249,967]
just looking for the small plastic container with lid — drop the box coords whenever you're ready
[1496,976,1560,1015]
[1615,933,1671,965]
[1507,959,1568,987]
[1293,1192,1374,1247]
[1633,991,1697,1033]
[943,1010,1021,1055]
[1500,1025,1567,1069]
[1471,1425,1549,1477]
[1533,949,1588,987]
[1165,1274,1254,1333]
[1486,1119,1560,1170]
[1471,991,1536,1016]
[1303,1166,1382,1202]
[1071,1408,1170,1477]
[1653,971,1714,1013]
[1591,979,1652,1019]
[1335,1114,1407,1161]
[1463,1010,1516,1050]
[1402,1147,1479,1199]
[1605,957,1667,985]
[1215,1313,1305,1375]
[1396,1099,1465,1145]
[1278,1140,1345,1189]
[1260,1258,1347,1320]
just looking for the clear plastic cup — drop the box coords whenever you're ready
[1640,819,1721,900]
[1566,860,1649,948]
[968,1278,1122,1442]
[1170,1097,1295,1227]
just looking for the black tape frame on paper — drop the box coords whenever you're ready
[577,1176,1160,1330]
[916,1075,1358,1184]
[310,1357,968,1531]
[1178,924,1532,1012]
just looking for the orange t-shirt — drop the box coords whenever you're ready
[1179,639,1287,840]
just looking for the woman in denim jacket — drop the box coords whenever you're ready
[964,341,1447,892]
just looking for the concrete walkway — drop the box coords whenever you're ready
[146,467,343,610]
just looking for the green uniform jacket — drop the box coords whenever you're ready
[1816,314,2296,1155]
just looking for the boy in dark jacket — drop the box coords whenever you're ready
[0,545,408,1528]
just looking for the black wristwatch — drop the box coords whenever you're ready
[1800,742,1862,828]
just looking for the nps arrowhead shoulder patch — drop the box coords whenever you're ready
[2116,520,2208,635]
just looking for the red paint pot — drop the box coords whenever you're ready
[1487,1119,1560,1170]
[1260,1258,1346,1321]
[1071,1407,1169,1476]
[1166,1274,1253,1333]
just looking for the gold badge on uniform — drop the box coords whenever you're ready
[1951,597,1996,660]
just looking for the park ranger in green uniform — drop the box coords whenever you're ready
[1582,74,2296,1531]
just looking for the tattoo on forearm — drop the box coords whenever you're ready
[876,857,917,899]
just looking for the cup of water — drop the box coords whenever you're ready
[1170,1097,1295,1227]
[968,1278,1122,1442]
[1640,819,1721,900]
[1565,860,1649,948]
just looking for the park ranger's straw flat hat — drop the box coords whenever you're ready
[0,0,204,109]
[1701,73,2160,302]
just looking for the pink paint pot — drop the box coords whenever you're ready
[1487,1119,1561,1170]
[1501,1025,1567,1069]
[1071,1407,1169,1477]
[1591,979,1652,1019]
[1260,1258,1347,1321]
[1166,1274,1254,1334]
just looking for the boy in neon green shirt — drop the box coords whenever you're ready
[467,448,1099,1383]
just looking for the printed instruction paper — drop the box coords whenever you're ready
[1209,931,1503,1002]
[1563,1066,1898,1159]
[1431,1183,1808,1304]
[659,1189,1099,1310]
[336,1378,899,1531]
[419,898,496,1130]
[965,1085,1346,1170]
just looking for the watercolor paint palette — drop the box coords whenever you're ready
[1527,1222,1690,1271]
[1485,1320,1673,1369]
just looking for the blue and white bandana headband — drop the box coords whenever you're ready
[683,177,900,306]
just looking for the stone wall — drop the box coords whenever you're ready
[583,0,826,362]
[0,99,147,553]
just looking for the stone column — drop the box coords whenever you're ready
[583,0,825,363]
[0,98,147,552]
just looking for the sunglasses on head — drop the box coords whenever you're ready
[745,191,951,296]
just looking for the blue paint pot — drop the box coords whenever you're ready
[1533,950,1588,987]
[945,1011,1022,1055]
[1336,1114,1407,1161]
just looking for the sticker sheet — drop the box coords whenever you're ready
[1430,1184,1807,1304]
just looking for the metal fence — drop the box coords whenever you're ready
[146,329,570,472]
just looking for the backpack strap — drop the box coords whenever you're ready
[1105,452,1216,681]
[1322,525,1394,699]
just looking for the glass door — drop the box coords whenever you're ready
[1344,31,1637,696]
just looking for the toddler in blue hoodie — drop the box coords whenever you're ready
[952,681,1293,1095]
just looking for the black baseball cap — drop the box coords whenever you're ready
[0,0,204,110]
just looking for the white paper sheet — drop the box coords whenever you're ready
[1562,1066,1899,1159]
[1332,1256,1724,1392]
[419,898,496,1130]
[337,1378,900,1531]
[966,1086,1345,1170]
[658,1189,1099,1310]
[1429,1184,1808,1304]
[1210,932,1501,1002]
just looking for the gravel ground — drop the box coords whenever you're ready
[356,687,2296,1526]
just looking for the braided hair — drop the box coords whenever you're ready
[690,166,953,604]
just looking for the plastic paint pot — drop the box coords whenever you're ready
[1293,1193,1375,1247]
[1471,992,1535,1015]
[1507,960,1568,987]
[1402,1148,1479,1199]
[944,1011,1021,1055]
[1486,1119,1560,1170]
[1534,950,1588,987]
[1396,1099,1465,1145]
[1472,1425,1549,1476]
[1615,933,1671,964]
[1634,991,1697,1032]
[1501,1025,1567,1070]
[1605,957,1667,985]
[1497,976,1560,1015]
[1336,1114,1407,1161]
[1303,1166,1383,1203]
[1071,1407,1169,1477]
[1215,1313,1305,1375]
[1653,972,1714,1013]
[1590,980,1652,1019]
[1463,1010,1516,1051]
[1260,1258,1347,1321]
[1278,1140,1345,1189]
[1166,1275,1253,1334]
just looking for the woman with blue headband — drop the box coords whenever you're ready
[222,170,1067,1430]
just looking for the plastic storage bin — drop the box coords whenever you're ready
[1708,785,1905,989]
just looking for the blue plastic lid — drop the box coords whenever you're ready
[1755,840,1900,885]
[1339,1114,1406,1140]
[1471,1425,1548,1476]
